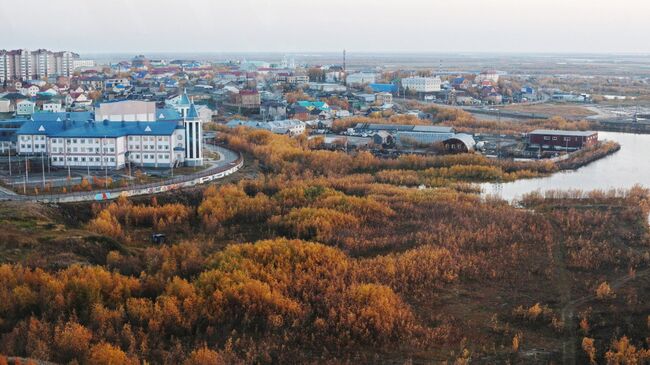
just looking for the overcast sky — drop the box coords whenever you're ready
[1,0,648,54]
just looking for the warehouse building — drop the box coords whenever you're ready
[528,129,598,151]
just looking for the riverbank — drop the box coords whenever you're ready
[596,120,650,134]
[556,141,621,171]
[481,132,649,201]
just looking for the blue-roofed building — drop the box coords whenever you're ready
[32,111,94,123]
[369,83,398,93]
[451,77,470,90]
[0,118,30,152]
[16,89,205,169]
[156,107,182,121]
[165,88,193,118]
[296,101,330,111]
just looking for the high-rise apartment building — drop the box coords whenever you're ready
[0,49,79,82]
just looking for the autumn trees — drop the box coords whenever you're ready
[0,238,435,363]
[0,119,647,364]
[87,196,193,240]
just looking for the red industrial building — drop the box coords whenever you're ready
[528,129,598,151]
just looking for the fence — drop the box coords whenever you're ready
[3,153,243,204]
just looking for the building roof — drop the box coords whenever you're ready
[31,112,93,123]
[445,133,476,150]
[355,123,454,133]
[529,129,597,137]
[17,120,179,138]
[296,101,330,111]
[226,119,305,134]
[156,108,182,121]
[412,125,455,133]
[178,89,191,106]
[239,89,259,95]
[2,93,27,100]
[186,103,199,119]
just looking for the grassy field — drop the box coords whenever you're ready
[502,103,597,120]
[0,201,124,268]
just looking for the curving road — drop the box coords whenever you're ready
[0,145,243,203]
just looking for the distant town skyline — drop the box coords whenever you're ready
[2,0,650,54]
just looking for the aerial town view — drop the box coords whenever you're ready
[2,0,650,364]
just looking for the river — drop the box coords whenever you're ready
[481,132,650,201]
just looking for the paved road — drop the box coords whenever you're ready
[0,144,242,203]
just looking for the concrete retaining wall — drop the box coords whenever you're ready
[11,155,244,204]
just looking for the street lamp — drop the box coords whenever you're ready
[41,151,45,190]
[104,136,108,189]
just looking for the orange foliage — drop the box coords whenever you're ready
[87,342,138,365]
[184,346,225,365]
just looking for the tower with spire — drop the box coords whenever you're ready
[183,97,203,167]
[176,88,191,118]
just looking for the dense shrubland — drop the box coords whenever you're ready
[440,115,596,135]
[0,127,646,364]
[222,126,561,185]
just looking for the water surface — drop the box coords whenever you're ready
[481,132,650,201]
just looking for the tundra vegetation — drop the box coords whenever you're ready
[0,126,646,364]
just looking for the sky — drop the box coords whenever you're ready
[1,0,649,54]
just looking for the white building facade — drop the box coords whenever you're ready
[16,91,204,169]
[401,76,442,93]
[346,72,376,86]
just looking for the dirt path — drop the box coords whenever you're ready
[551,232,575,365]
[556,252,650,365]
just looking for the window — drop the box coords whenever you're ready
[543,136,550,140]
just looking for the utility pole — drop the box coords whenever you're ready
[104,136,108,189]
[41,152,45,189]
[24,157,28,194]
[7,148,11,177]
